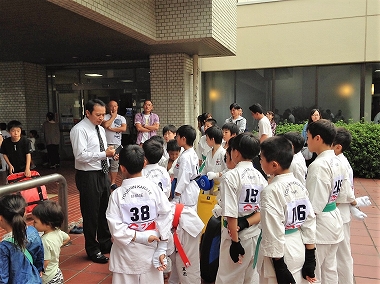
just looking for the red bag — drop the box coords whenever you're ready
[6,171,48,214]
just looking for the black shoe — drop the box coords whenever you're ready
[89,252,109,264]
[100,242,112,254]
[69,226,83,234]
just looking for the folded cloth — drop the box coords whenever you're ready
[70,225,83,234]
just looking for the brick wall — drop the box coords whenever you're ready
[0,62,47,134]
[150,53,197,133]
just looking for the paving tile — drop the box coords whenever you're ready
[350,235,374,246]
[99,274,113,284]
[351,244,379,256]
[354,264,380,279]
[354,276,380,284]
[352,254,380,266]
[65,271,111,283]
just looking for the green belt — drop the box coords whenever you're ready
[323,202,336,212]
[285,228,298,235]
[223,212,256,228]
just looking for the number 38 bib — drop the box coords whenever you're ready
[120,199,157,231]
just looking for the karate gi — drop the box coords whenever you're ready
[196,135,211,161]
[106,177,172,283]
[173,147,200,210]
[201,146,227,184]
[306,149,352,284]
[336,153,356,284]
[289,151,307,186]
[258,173,316,284]
[142,163,171,199]
[168,204,204,284]
[215,161,268,284]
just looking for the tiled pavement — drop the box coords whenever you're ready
[0,161,379,283]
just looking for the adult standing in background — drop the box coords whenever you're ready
[42,112,60,169]
[302,108,322,167]
[134,99,159,145]
[102,100,127,191]
[70,99,115,264]
[249,103,272,143]
[225,103,247,134]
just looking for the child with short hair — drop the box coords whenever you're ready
[196,118,217,167]
[173,125,200,211]
[215,133,268,284]
[201,126,227,185]
[221,122,239,149]
[32,200,71,284]
[161,139,181,178]
[1,120,32,177]
[106,145,172,283]
[332,127,371,284]
[258,136,316,284]
[0,195,43,284]
[283,131,307,185]
[162,125,177,159]
[305,119,353,283]
[143,138,172,199]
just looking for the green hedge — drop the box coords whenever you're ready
[276,121,380,179]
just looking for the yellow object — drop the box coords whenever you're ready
[197,190,218,234]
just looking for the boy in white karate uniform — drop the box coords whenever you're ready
[332,127,371,284]
[283,131,308,185]
[106,145,172,284]
[258,136,317,284]
[196,118,216,168]
[142,138,171,198]
[201,126,227,185]
[215,133,268,284]
[305,119,353,283]
[172,125,200,211]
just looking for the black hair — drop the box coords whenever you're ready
[307,119,336,146]
[176,125,196,146]
[32,200,64,229]
[308,108,322,124]
[222,123,239,136]
[224,137,234,163]
[119,145,145,174]
[0,195,27,249]
[205,126,223,144]
[260,136,293,170]
[46,112,55,121]
[143,139,164,164]
[162,125,177,136]
[0,123,6,130]
[282,131,305,154]
[166,139,181,152]
[230,132,260,160]
[85,99,106,113]
[7,120,22,131]
[29,130,39,139]
[333,127,352,152]
[149,135,165,146]
[229,103,242,110]
[198,113,212,124]
[205,118,217,126]
[249,103,264,114]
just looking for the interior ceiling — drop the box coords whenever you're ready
[0,0,224,65]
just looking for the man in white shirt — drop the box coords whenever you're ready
[70,99,116,264]
[102,100,127,190]
[249,103,273,143]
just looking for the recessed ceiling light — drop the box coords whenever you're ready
[106,54,112,57]
[72,56,78,59]
[85,73,103,77]
[120,79,133,83]
[375,69,380,72]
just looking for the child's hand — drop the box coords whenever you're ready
[8,165,14,175]
[156,255,167,271]
[24,168,31,178]
[134,229,159,245]
[153,241,168,270]
[148,234,160,243]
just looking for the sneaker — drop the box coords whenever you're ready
[110,184,118,191]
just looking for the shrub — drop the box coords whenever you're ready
[276,121,380,179]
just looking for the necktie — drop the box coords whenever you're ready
[95,125,109,174]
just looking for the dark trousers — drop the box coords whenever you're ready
[75,170,111,257]
[46,144,60,166]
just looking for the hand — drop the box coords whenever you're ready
[355,196,371,207]
[350,206,367,220]
[110,110,117,118]
[272,257,296,284]
[134,230,160,245]
[302,248,316,280]
[237,217,249,232]
[229,240,245,263]
[105,146,116,157]
[153,240,168,270]
[207,171,219,180]
[24,168,31,178]
[171,195,180,204]
[9,165,14,174]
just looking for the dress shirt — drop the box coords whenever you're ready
[70,117,108,171]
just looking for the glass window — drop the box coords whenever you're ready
[317,64,361,122]
[274,66,316,123]
[202,71,235,127]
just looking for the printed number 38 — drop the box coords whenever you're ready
[130,205,150,221]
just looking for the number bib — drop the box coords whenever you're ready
[120,199,157,232]
[238,184,262,214]
[328,175,343,204]
[285,198,311,229]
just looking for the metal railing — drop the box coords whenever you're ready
[0,174,69,232]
